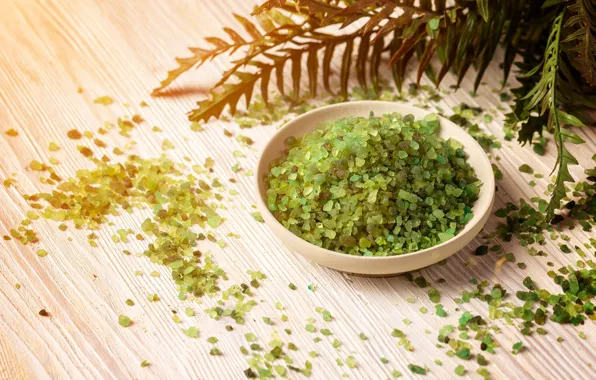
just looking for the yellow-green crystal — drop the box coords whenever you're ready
[265,113,480,256]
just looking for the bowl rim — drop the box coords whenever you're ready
[255,100,495,261]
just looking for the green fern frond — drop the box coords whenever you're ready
[564,0,596,86]
[523,10,585,220]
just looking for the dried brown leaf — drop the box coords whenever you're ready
[417,37,440,84]
[370,36,385,92]
[307,46,320,96]
[322,41,337,95]
[364,3,396,35]
[290,50,303,100]
[388,27,424,67]
[340,39,354,98]
[356,32,371,89]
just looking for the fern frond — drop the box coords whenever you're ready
[546,110,582,221]
[525,10,585,220]
[252,0,288,16]
[369,35,385,92]
[154,0,596,217]
[152,11,303,97]
[340,38,354,99]
[151,48,213,95]
[476,0,489,22]
[188,72,261,122]
[356,32,372,89]
[564,0,596,86]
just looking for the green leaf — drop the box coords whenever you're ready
[560,129,585,144]
[428,18,440,31]
[476,0,490,22]
[539,11,580,220]
[556,110,586,127]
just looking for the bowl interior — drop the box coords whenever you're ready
[255,101,495,263]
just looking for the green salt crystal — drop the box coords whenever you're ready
[265,112,480,256]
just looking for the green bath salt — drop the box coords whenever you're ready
[265,112,480,256]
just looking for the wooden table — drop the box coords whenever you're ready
[1,1,595,379]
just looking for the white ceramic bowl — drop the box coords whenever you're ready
[255,101,495,276]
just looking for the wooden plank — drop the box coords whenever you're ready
[0,1,594,379]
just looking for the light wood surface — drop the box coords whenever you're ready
[1,1,595,379]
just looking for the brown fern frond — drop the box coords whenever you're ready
[322,40,337,95]
[157,0,592,126]
[152,11,302,97]
[364,3,396,34]
[370,35,385,92]
[307,45,320,96]
[188,72,260,122]
[388,26,425,67]
[417,36,440,84]
[433,0,446,13]
[331,0,380,19]
[155,0,596,217]
[284,0,342,16]
[473,6,507,91]
[288,49,304,101]
[389,28,416,91]
[436,18,457,84]
[151,48,213,95]
[252,0,288,16]
[340,38,354,99]
[234,13,263,40]
[356,32,372,89]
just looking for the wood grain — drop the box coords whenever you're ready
[1,1,595,379]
